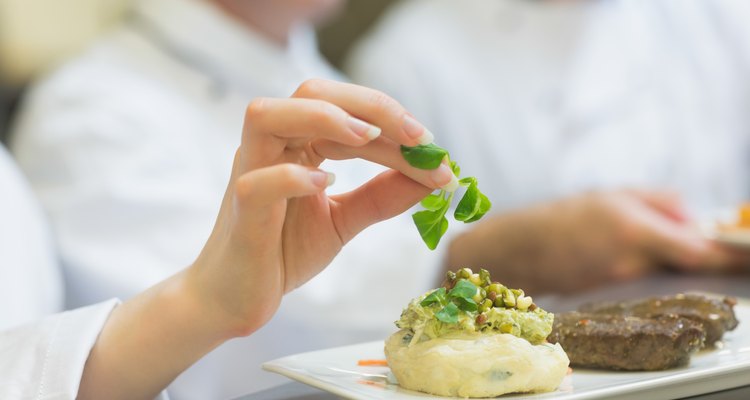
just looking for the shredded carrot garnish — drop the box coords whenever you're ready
[567,367,573,375]
[357,379,387,388]
[358,359,388,366]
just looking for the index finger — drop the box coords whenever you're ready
[292,79,434,147]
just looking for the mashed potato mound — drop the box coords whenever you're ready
[385,329,569,398]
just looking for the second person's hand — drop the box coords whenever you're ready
[446,189,740,294]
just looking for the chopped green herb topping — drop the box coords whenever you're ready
[397,268,553,345]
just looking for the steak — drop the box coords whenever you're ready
[548,312,706,370]
[578,294,738,345]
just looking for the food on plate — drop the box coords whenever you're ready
[739,204,750,228]
[549,293,739,371]
[578,294,739,345]
[716,203,750,232]
[548,313,705,370]
[385,268,569,398]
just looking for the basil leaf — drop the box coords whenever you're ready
[402,143,492,250]
[412,209,449,250]
[458,177,475,186]
[454,296,478,312]
[454,179,481,222]
[435,302,459,324]
[449,279,477,300]
[420,287,447,307]
[400,144,449,170]
[450,160,461,176]
[464,192,492,223]
[420,194,446,211]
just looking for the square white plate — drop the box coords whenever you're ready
[263,300,750,399]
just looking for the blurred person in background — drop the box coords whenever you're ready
[2,80,446,399]
[347,0,750,294]
[9,0,447,398]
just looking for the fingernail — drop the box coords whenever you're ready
[347,116,381,141]
[442,174,459,192]
[310,171,336,188]
[403,115,434,145]
[431,164,458,192]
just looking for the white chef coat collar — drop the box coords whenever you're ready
[132,0,330,95]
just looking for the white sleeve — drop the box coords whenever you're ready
[0,300,168,400]
[10,68,223,307]
[0,146,63,331]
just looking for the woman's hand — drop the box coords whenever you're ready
[78,81,454,400]
[189,80,457,335]
[446,189,744,295]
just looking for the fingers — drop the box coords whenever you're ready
[329,169,433,243]
[588,191,738,273]
[233,164,335,210]
[312,137,457,191]
[238,81,453,192]
[626,189,688,223]
[629,201,727,270]
[620,191,735,271]
[293,79,434,147]
[242,97,382,167]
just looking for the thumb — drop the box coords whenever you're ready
[233,164,335,210]
[329,169,432,243]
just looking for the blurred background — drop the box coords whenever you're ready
[0,0,397,144]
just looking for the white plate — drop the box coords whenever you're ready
[263,300,750,399]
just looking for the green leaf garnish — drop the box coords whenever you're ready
[420,287,447,307]
[464,193,491,223]
[449,280,479,312]
[450,160,461,176]
[400,144,449,170]
[454,296,478,312]
[412,209,450,250]
[448,279,477,299]
[420,194,446,211]
[454,178,480,222]
[435,302,459,324]
[401,143,492,250]
[423,279,480,324]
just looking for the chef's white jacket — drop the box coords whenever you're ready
[0,146,61,331]
[0,146,168,399]
[1,299,114,400]
[348,0,750,215]
[10,0,444,398]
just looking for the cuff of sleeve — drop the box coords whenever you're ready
[1,299,172,400]
[0,299,120,399]
[36,299,121,399]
